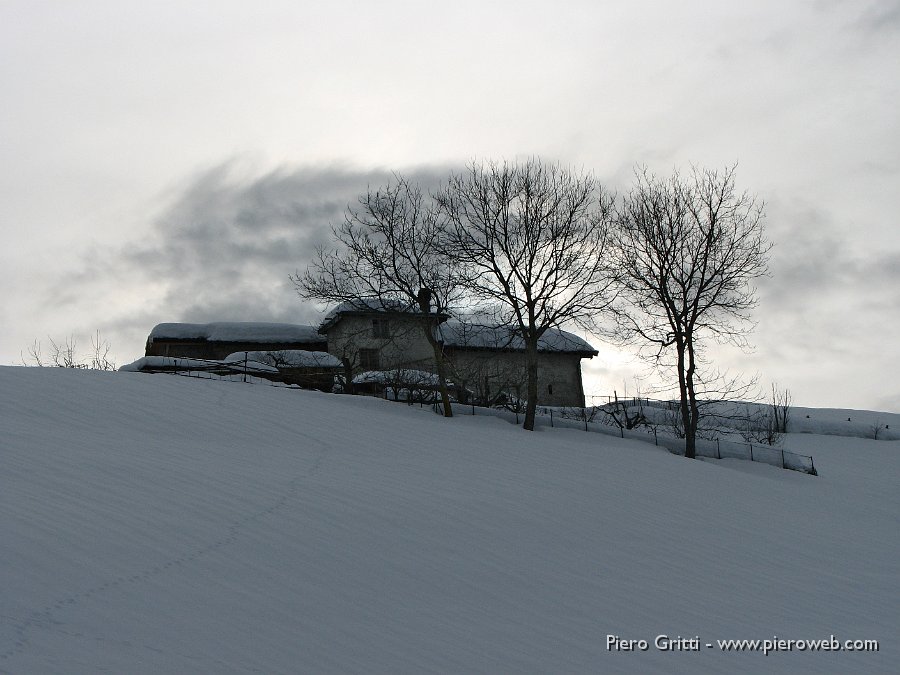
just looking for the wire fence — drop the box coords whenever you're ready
[132,361,817,476]
[430,400,818,476]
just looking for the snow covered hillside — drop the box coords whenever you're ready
[1,366,897,674]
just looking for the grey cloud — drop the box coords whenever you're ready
[762,202,863,301]
[62,161,456,354]
[814,0,900,32]
[853,0,900,35]
[740,194,900,388]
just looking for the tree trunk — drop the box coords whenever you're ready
[675,338,696,458]
[685,337,700,459]
[341,358,355,396]
[523,339,539,431]
[424,322,453,417]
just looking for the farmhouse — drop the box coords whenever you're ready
[139,301,598,406]
[317,299,596,406]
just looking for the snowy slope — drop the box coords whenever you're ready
[1,366,897,674]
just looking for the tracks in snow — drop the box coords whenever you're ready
[0,427,332,670]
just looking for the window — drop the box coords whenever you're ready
[547,384,554,395]
[359,348,380,370]
[372,318,391,339]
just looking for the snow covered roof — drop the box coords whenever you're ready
[437,321,597,356]
[225,350,342,369]
[313,300,596,356]
[325,298,414,316]
[149,322,322,344]
[319,298,447,332]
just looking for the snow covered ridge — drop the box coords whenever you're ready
[148,322,322,343]
[1,366,897,673]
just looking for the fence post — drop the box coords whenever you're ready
[653,427,658,446]
[749,444,754,462]
[781,448,785,468]
[550,409,554,427]
[243,351,248,383]
[716,439,721,460]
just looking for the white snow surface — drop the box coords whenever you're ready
[148,322,322,343]
[1,366,897,674]
[224,350,342,369]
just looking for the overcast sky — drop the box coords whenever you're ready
[2,0,898,412]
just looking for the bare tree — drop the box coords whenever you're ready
[738,404,782,447]
[602,389,649,432]
[740,383,792,445]
[610,165,771,458]
[24,331,116,370]
[771,383,791,434]
[292,176,463,416]
[437,159,616,430]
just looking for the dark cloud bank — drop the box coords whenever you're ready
[116,162,453,330]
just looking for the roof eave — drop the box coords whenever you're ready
[442,344,598,357]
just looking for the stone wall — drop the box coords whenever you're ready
[445,349,586,407]
[325,315,436,371]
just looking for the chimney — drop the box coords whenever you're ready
[417,287,432,313]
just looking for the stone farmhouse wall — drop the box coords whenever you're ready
[324,314,435,371]
[445,349,587,407]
